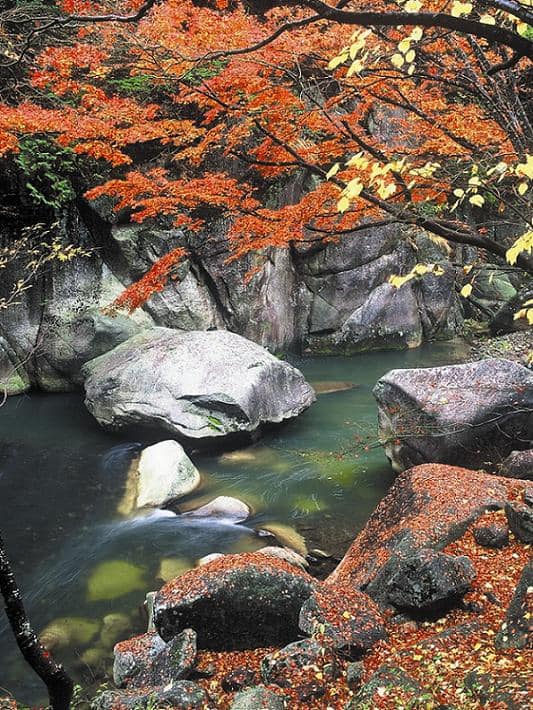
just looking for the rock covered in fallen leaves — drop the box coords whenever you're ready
[385,549,475,612]
[229,686,285,710]
[473,523,509,549]
[113,628,197,689]
[495,559,532,650]
[505,501,533,543]
[299,585,386,653]
[345,665,425,709]
[374,359,533,472]
[91,680,208,709]
[260,639,337,688]
[499,449,533,480]
[463,670,531,708]
[326,464,511,594]
[153,552,316,649]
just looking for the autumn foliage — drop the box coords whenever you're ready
[0,0,531,308]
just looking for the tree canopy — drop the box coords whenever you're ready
[0,0,531,314]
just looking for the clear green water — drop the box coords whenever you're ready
[0,342,468,703]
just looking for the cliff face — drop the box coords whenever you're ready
[0,199,464,395]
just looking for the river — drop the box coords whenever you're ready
[0,341,468,704]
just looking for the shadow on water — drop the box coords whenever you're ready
[0,341,468,703]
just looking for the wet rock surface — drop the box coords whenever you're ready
[505,500,533,543]
[495,560,533,650]
[153,552,317,649]
[499,449,533,480]
[91,680,208,709]
[82,328,315,441]
[473,523,509,549]
[374,359,533,472]
[384,549,475,613]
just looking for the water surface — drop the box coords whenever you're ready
[0,342,468,703]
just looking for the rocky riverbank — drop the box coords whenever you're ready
[90,464,531,709]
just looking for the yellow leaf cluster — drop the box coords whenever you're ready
[506,230,533,266]
[514,299,533,326]
[389,262,445,289]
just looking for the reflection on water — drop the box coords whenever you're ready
[0,341,467,703]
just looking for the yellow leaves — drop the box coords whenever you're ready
[506,230,533,266]
[337,195,351,213]
[347,59,365,77]
[514,300,533,326]
[326,163,340,179]
[516,154,533,180]
[391,53,405,68]
[410,26,423,41]
[398,38,411,53]
[327,53,349,70]
[479,13,496,25]
[518,181,529,196]
[346,152,369,169]
[405,49,416,63]
[460,283,473,298]
[451,1,472,17]
[377,181,397,199]
[469,194,485,207]
[453,188,465,197]
[389,263,445,289]
[345,178,364,198]
[404,0,422,12]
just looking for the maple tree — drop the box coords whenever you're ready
[0,0,531,314]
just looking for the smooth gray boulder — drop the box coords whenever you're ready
[374,358,533,472]
[183,496,250,523]
[136,440,200,509]
[82,328,315,441]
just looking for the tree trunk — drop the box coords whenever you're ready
[0,532,73,710]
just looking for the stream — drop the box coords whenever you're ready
[0,342,469,704]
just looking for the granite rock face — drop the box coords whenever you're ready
[82,328,315,441]
[1,202,465,396]
[374,359,533,472]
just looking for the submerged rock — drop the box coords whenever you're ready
[157,557,191,582]
[374,359,533,472]
[82,328,315,441]
[39,617,101,650]
[99,613,131,650]
[153,552,316,650]
[256,522,308,557]
[134,440,200,510]
[182,495,250,523]
[87,560,146,602]
[256,546,308,569]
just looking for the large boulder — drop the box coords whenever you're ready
[325,464,517,595]
[374,359,533,472]
[82,328,315,441]
[153,552,317,650]
[495,560,532,650]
